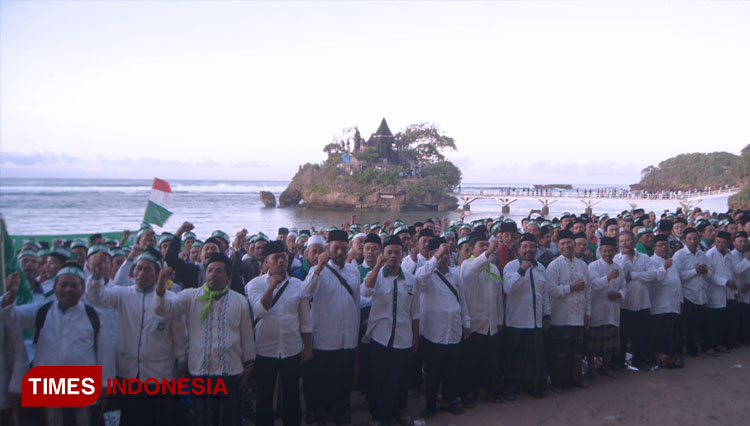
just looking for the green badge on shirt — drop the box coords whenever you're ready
[156,321,166,332]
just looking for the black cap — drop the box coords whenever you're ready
[327,230,349,243]
[600,237,617,247]
[717,230,732,241]
[573,232,587,240]
[262,240,287,258]
[383,235,403,249]
[519,233,536,244]
[684,227,698,236]
[557,230,574,241]
[418,228,434,239]
[278,227,289,235]
[364,233,382,246]
[468,228,489,246]
[427,237,446,252]
[500,221,518,233]
[735,231,748,239]
[654,234,669,243]
[206,253,232,270]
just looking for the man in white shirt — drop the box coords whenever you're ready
[300,230,360,426]
[614,230,657,371]
[85,249,188,426]
[2,264,115,426]
[704,231,748,354]
[648,234,684,368]
[362,235,419,426]
[246,240,312,426]
[415,237,469,418]
[673,227,711,356]
[402,228,432,274]
[732,231,750,346]
[459,227,503,405]
[545,230,591,392]
[727,231,750,348]
[586,237,625,378]
[356,233,382,397]
[502,233,550,398]
[154,253,255,426]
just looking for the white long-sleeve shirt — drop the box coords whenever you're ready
[502,259,549,329]
[85,275,187,380]
[672,247,710,305]
[154,287,255,376]
[401,253,427,275]
[112,258,136,287]
[648,255,682,315]
[415,257,470,344]
[614,252,653,311]
[0,297,115,389]
[732,249,750,304]
[704,247,749,309]
[728,249,750,301]
[246,274,312,358]
[460,252,504,335]
[300,260,360,350]
[545,255,591,326]
[362,268,420,349]
[587,258,626,326]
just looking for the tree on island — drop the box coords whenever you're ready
[395,122,458,163]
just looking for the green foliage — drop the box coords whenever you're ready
[355,147,379,163]
[351,167,377,184]
[350,165,404,187]
[635,151,738,191]
[395,123,457,163]
[730,186,750,210]
[424,161,462,188]
[731,144,750,188]
[376,166,403,186]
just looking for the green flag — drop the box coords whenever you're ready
[1,216,33,305]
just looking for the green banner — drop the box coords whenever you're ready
[8,231,136,251]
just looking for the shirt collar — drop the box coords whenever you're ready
[382,266,405,279]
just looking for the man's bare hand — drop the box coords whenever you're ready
[176,222,194,236]
[570,279,585,292]
[2,272,20,307]
[156,266,173,296]
[607,269,620,281]
[664,258,673,269]
[314,252,330,275]
[607,290,621,301]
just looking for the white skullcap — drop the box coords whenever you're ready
[307,235,326,247]
[353,233,367,240]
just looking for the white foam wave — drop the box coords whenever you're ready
[0,183,289,194]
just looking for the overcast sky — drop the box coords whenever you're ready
[1,1,749,185]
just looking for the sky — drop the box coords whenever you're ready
[1,0,749,185]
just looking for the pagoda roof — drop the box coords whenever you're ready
[373,118,393,137]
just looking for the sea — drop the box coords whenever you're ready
[0,178,733,240]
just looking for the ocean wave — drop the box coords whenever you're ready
[0,183,289,194]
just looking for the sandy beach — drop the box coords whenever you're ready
[346,348,750,426]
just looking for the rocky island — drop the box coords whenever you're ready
[276,119,461,212]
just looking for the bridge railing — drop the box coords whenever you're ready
[452,187,737,200]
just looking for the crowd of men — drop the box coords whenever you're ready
[2,205,750,426]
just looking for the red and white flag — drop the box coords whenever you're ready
[143,178,173,227]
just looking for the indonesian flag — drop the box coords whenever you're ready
[143,178,173,227]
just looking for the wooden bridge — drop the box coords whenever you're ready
[451,187,739,215]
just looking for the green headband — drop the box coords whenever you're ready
[17,250,38,260]
[87,244,112,258]
[55,265,86,283]
[135,251,162,267]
